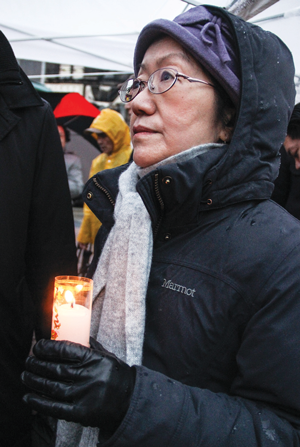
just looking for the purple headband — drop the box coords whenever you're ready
[134,6,240,106]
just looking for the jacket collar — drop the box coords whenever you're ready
[136,147,227,231]
[0,31,22,86]
[83,147,227,235]
[0,94,21,141]
[0,31,43,110]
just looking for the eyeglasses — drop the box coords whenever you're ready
[119,67,215,103]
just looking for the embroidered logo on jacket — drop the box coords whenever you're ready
[161,279,196,297]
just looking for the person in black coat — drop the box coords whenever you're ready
[22,5,300,447]
[272,103,300,218]
[0,31,78,446]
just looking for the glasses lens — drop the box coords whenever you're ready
[119,78,140,103]
[150,68,176,94]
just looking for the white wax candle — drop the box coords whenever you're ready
[56,303,91,346]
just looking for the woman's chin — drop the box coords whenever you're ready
[132,148,153,168]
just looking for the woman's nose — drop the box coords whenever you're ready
[130,86,156,116]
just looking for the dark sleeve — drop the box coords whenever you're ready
[271,146,292,207]
[103,249,300,446]
[25,102,77,340]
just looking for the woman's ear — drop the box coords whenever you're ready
[219,126,234,143]
[219,107,235,143]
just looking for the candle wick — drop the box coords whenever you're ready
[71,301,74,309]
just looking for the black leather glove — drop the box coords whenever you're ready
[21,338,135,436]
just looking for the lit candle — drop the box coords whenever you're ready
[51,276,93,347]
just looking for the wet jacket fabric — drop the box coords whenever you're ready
[77,109,132,245]
[0,31,78,447]
[272,145,300,219]
[83,7,300,447]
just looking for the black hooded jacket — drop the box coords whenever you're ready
[83,6,300,447]
[0,32,77,446]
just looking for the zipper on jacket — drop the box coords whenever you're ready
[92,177,115,206]
[153,173,164,239]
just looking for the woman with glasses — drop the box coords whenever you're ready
[22,5,300,447]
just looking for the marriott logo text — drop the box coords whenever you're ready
[162,279,196,297]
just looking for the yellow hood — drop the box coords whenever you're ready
[89,108,131,154]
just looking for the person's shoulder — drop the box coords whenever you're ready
[64,152,81,164]
[39,97,52,110]
[227,199,300,249]
[96,162,131,182]
[262,199,300,241]
[92,153,103,163]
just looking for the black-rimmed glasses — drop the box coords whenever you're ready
[119,67,215,103]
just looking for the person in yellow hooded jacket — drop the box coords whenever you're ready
[77,108,132,248]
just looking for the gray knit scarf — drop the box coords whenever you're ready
[55,143,223,447]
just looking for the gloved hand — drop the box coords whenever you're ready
[21,338,136,436]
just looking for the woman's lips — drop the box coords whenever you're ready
[133,125,156,135]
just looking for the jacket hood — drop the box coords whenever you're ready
[133,5,295,209]
[87,108,131,154]
[199,5,295,208]
[84,6,296,220]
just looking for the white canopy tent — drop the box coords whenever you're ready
[0,0,299,108]
[1,0,186,72]
[1,0,300,77]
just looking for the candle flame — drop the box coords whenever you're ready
[65,290,75,308]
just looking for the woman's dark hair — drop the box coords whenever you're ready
[180,44,236,130]
[211,77,236,129]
